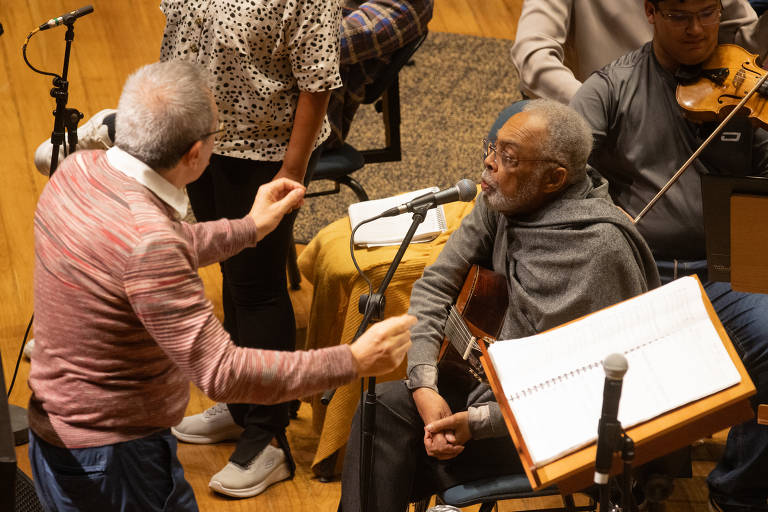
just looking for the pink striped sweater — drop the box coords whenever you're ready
[29,150,356,448]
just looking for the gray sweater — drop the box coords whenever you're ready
[406,171,660,438]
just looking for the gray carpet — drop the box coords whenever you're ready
[293,31,522,243]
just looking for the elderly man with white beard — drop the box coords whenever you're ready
[339,98,661,511]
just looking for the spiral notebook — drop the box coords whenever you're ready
[485,276,741,468]
[348,187,447,247]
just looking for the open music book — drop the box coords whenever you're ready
[485,276,741,468]
[348,187,447,247]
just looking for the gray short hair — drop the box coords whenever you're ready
[522,99,593,184]
[115,61,214,170]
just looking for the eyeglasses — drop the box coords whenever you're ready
[200,121,225,141]
[482,138,563,170]
[656,6,721,28]
[180,121,224,158]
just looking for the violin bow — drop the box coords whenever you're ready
[633,70,768,224]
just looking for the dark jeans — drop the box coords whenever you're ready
[186,150,319,471]
[656,260,768,510]
[339,380,524,512]
[29,429,197,512]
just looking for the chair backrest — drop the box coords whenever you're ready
[360,32,428,164]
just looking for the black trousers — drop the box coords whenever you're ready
[186,150,319,471]
[340,380,524,511]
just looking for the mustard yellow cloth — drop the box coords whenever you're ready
[298,199,476,475]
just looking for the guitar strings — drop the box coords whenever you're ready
[446,306,479,353]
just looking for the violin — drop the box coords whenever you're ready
[634,44,768,224]
[676,44,768,127]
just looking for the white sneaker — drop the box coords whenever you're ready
[209,445,291,498]
[34,108,116,175]
[171,403,244,444]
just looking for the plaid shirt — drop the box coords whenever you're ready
[326,0,433,147]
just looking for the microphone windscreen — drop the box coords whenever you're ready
[602,353,628,379]
[456,179,477,202]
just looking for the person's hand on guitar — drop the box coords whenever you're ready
[412,387,464,460]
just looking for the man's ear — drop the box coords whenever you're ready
[181,140,203,167]
[543,166,568,194]
[645,1,656,24]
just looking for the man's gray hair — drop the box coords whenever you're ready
[115,61,214,171]
[522,99,593,183]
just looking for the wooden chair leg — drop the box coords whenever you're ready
[411,498,430,512]
[563,494,577,512]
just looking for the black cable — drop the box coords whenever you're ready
[8,314,33,397]
[22,29,60,79]
[349,214,385,299]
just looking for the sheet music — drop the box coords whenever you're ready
[348,187,447,247]
[487,276,741,467]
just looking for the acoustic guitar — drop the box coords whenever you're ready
[437,264,508,391]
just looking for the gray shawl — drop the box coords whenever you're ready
[406,170,659,438]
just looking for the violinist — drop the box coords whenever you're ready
[569,1,768,511]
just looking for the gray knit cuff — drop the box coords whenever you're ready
[405,364,438,392]
[468,403,507,439]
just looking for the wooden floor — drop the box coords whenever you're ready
[1,1,725,510]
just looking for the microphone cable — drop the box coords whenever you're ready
[7,314,33,398]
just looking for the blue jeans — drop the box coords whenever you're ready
[29,429,198,512]
[656,260,768,509]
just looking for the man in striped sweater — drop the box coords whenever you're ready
[28,60,415,512]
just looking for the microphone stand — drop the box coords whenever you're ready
[597,429,636,512]
[620,433,636,512]
[13,15,87,447]
[48,21,84,175]
[356,203,431,512]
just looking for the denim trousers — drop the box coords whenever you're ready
[656,260,768,509]
[29,429,198,512]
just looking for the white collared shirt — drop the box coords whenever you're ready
[106,146,188,219]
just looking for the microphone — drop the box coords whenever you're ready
[39,5,94,31]
[381,179,476,217]
[593,353,628,485]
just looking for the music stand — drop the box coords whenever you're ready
[701,174,768,291]
[701,174,768,426]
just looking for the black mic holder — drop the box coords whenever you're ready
[358,293,386,320]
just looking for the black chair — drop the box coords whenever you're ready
[288,32,428,289]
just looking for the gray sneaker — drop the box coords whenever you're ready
[171,403,244,444]
[209,445,291,498]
